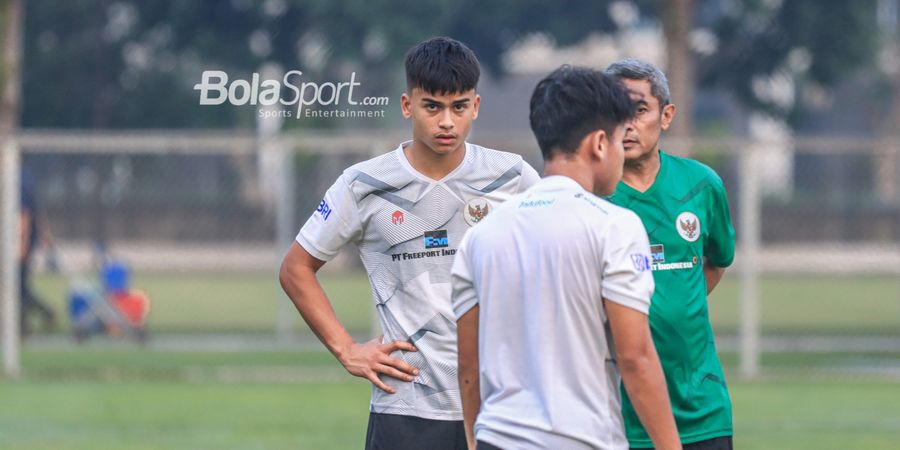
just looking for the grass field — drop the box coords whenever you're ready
[24,271,900,336]
[3,271,898,449]
[2,350,900,450]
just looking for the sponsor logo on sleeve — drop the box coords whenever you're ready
[423,230,449,249]
[464,198,492,226]
[631,254,652,272]
[676,211,700,242]
[316,199,333,221]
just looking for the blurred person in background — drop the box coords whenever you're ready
[605,58,736,450]
[280,36,539,450]
[19,168,58,337]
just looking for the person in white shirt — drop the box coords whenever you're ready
[452,65,681,450]
[279,37,539,450]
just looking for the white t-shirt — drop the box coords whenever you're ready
[451,175,654,449]
[297,141,540,420]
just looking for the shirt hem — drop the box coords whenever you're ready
[629,428,733,448]
[369,404,463,422]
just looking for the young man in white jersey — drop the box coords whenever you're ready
[280,37,540,449]
[452,65,681,450]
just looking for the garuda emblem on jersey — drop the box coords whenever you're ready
[676,211,700,242]
[464,198,492,226]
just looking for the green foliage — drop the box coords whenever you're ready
[17,0,884,128]
[701,0,879,120]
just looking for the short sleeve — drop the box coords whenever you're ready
[517,160,541,192]
[600,212,655,314]
[450,231,479,319]
[296,174,363,261]
[704,175,735,268]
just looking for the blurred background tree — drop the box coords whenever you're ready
[16,0,884,131]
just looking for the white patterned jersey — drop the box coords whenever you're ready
[297,141,540,420]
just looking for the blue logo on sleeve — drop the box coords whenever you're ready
[423,230,449,249]
[631,254,651,272]
[316,199,333,221]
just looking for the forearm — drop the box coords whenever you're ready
[279,263,354,359]
[457,306,481,450]
[18,212,30,261]
[620,354,682,450]
[703,260,726,295]
[460,367,480,449]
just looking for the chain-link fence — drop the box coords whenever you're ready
[8,129,900,377]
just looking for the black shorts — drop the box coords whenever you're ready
[632,435,733,450]
[364,412,466,450]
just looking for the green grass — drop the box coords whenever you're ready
[30,272,374,334]
[29,272,900,336]
[0,381,370,450]
[9,271,899,449]
[708,275,900,335]
[2,349,900,450]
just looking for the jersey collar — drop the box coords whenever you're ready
[395,140,471,183]
[616,149,669,198]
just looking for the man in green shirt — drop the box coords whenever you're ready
[605,59,736,450]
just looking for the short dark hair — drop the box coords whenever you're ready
[529,65,635,159]
[405,37,480,95]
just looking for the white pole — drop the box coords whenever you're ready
[256,64,296,342]
[739,144,761,379]
[1,139,21,378]
[1,0,23,379]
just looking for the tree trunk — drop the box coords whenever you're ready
[661,0,695,155]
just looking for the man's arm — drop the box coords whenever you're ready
[18,210,31,261]
[457,305,480,450]
[703,258,726,295]
[279,242,418,393]
[606,300,682,450]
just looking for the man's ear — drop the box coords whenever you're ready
[472,94,481,120]
[660,103,676,131]
[589,128,608,163]
[401,92,412,119]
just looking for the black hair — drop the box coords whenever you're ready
[529,65,635,160]
[404,37,480,95]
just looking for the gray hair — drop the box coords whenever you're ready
[605,58,671,107]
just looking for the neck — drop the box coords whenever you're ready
[543,154,594,193]
[622,148,661,193]
[404,140,466,180]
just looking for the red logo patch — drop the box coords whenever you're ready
[391,210,404,225]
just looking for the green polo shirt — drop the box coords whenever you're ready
[608,150,735,447]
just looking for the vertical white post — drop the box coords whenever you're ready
[257,64,296,343]
[1,0,23,379]
[739,143,761,379]
[274,137,296,343]
[1,140,21,378]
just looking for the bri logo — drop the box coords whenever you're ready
[423,230,449,249]
[316,199,333,221]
